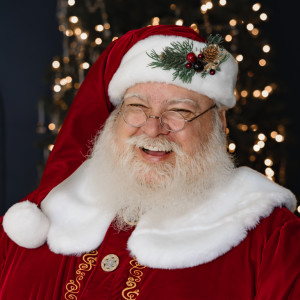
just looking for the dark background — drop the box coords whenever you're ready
[0,1,62,214]
[0,0,299,215]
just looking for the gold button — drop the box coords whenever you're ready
[101,254,119,272]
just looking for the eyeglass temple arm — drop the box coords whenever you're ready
[186,104,217,122]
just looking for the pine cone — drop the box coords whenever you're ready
[203,45,219,62]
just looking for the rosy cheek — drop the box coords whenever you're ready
[117,125,142,141]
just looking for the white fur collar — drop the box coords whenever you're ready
[3,163,296,269]
[128,167,296,268]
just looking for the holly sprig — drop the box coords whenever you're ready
[147,40,196,83]
[147,35,229,83]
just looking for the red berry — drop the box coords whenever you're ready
[186,52,196,63]
[186,62,192,69]
[210,69,216,75]
[198,53,204,60]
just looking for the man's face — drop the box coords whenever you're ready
[114,82,226,164]
[89,82,232,226]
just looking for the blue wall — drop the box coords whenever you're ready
[0,1,62,215]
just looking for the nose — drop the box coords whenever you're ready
[141,115,169,137]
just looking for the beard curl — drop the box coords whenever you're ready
[88,108,235,231]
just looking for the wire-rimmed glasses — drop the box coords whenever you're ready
[120,104,217,132]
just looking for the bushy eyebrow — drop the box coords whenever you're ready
[123,93,147,102]
[123,94,199,109]
[167,98,198,109]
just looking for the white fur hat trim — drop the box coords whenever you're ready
[3,200,49,249]
[108,35,238,108]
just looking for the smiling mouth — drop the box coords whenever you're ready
[141,147,172,155]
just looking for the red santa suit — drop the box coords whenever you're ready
[1,25,300,300]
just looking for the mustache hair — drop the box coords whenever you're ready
[126,135,184,155]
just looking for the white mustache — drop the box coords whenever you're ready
[126,135,184,155]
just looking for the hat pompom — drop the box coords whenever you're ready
[3,200,49,249]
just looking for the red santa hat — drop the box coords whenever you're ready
[2,25,238,249]
[108,32,238,108]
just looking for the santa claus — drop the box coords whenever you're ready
[1,25,299,299]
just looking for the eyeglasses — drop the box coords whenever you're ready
[120,104,217,132]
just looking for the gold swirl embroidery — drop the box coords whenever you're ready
[64,250,98,300]
[122,258,146,300]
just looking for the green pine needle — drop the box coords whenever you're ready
[207,34,224,45]
[146,36,228,83]
[147,40,195,83]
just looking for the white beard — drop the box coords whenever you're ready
[88,109,235,230]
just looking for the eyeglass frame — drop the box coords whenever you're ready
[120,103,217,132]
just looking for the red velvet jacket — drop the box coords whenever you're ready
[1,207,300,300]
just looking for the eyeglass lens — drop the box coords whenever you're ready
[123,106,147,127]
[122,106,186,131]
[161,111,185,131]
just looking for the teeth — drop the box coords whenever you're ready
[143,145,172,152]
[147,146,159,151]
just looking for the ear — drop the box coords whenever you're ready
[218,109,227,133]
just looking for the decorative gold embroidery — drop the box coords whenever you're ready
[64,250,98,300]
[122,258,146,300]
